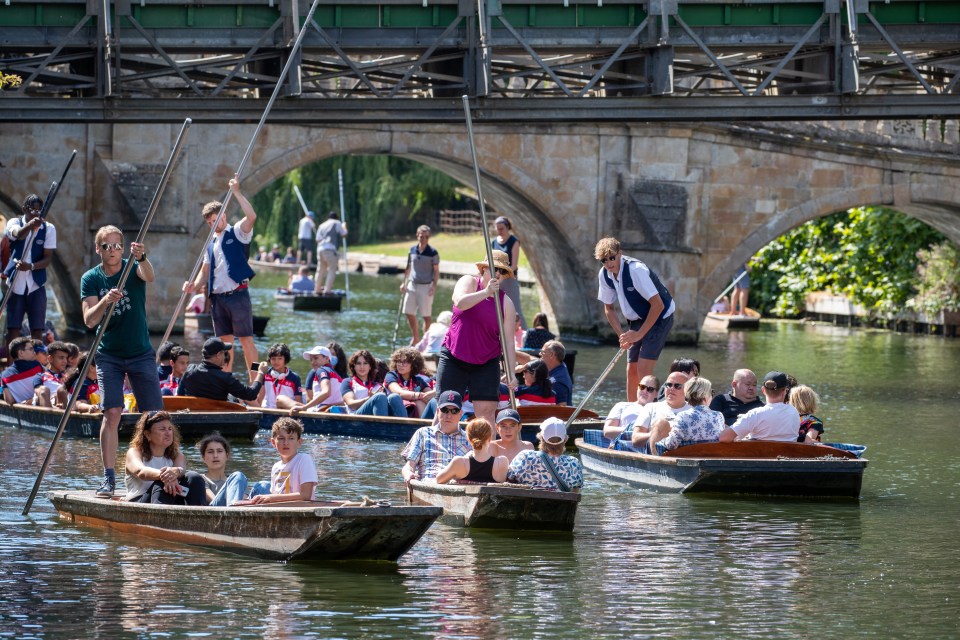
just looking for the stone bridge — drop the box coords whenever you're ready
[1,119,958,342]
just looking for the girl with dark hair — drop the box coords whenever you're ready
[259,342,303,410]
[198,432,248,506]
[385,346,436,419]
[327,341,348,378]
[491,215,528,331]
[340,349,390,415]
[516,358,556,405]
[124,411,205,504]
[521,312,555,350]
[436,418,508,484]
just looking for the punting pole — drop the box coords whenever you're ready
[713,268,748,304]
[565,348,626,433]
[337,168,350,309]
[23,119,192,516]
[292,184,310,217]
[0,150,77,322]
[391,286,407,350]
[461,95,515,409]
[157,0,324,353]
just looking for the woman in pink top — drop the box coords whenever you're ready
[436,250,517,426]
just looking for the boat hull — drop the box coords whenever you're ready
[409,480,580,531]
[0,402,261,441]
[49,491,442,562]
[705,308,762,329]
[275,291,345,311]
[577,434,867,497]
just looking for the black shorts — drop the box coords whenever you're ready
[627,314,674,363]
[435,347,501,401]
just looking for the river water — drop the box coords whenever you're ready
[2,272,958,638]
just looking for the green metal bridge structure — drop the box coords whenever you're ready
[1,0,958,122]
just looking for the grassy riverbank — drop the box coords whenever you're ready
[351,233,531,270]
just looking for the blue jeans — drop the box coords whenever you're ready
[385,393,408,417]
[420,398,437,421]
[208,471,248,506]
[96,348,163,411]
[249,480,271,498]
[355,394,390,416]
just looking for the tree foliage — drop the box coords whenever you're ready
[250,156,466,249]
[909,241,960,315]
[750,207,949,317]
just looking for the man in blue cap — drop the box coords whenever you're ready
[490,408,534,462]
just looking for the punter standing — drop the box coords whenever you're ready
[80,225,163,497]
[595,237,675,403]
[183,174,258,373]
[4,194,57,341]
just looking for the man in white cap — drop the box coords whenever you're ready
[719,371,800,442]
[178,337,268,402]
[506,417,583,492]
[401,390,470,482]
[291,345,343,414]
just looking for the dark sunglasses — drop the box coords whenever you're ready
[638,384,658,393]
[439,406,460,414]
[99,242,123,251]
[664,382,685,390]
[495,268,510,276]
[599,254,618,264]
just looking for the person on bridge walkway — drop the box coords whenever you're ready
[183,174,259,375]
[401,224,440,344]
[491,216,528,331]
[80,225,163,498]
[595,237,676,403]
[4,194,56,342]
[314,211,347,295]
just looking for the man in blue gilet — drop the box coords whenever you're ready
[4,194,56,341]
[595,237,675,403]
[183,174,258,374]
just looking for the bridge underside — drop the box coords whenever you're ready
[2,0,959,122]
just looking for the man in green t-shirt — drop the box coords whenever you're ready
[80,225,163,498]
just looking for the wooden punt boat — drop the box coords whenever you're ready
[184,312,269,337]
[49,491,442,562]
[577,430,867,497]
[274,289,345,312]
[257,405,601,443]
[0,397,261,440]
[705,307,762,329]
[250,258,314,273]
[408,480,580,531]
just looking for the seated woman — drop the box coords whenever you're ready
[522,312,556,350]
[506,418,582,492]
[647,376,725,455]
[515,359,556,406]
[258,343,303,410]
[287,266,315,293]
[340,349,390,416]
[198,432,248,506]
[384,347,437,419]
[415,310,453,354]
[436,418,508,484]
[124,411,205,505]
[790,384,824,443]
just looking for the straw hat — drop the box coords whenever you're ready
[475,250,514,278]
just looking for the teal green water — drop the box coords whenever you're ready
[2,272,958,638]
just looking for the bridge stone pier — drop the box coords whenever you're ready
[1,120,959,342]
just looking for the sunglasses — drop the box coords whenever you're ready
[439,406,460,414]
[638,384,658,393]
[495,268,510,276]
[664,382,685,390]
[599,254,618,264]
[99,242,123,251]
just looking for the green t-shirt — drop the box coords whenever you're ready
[79,259,152,359]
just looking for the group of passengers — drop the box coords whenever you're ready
[0,336,105,413]
[601,357,824,455]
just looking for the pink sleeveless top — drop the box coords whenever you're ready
[443,277,506,365]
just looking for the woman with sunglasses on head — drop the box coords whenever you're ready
[339,349,391,416]
[435,250,518,427]
[384,346,436,419]
[124,411,205,505]
[491,216,528,331]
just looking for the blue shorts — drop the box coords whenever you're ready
[436,347,501,402]
[627,314,674,363]
[298,238,313,253]
[7,287,47,331]
[96,348,164,411]
[210,288,254,338]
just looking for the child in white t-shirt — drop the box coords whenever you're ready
[249,417,318,503]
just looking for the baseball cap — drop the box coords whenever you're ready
[496,408,521,424]
[303,345,333,360]
[202,337,232,358]
[436,390,463,410]
[33,343,47,353]
[307,210,315,218]
[539,417,568,444]
[762,371,789,390]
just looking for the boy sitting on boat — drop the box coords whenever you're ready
[248,417,318,504]
[33,340,69,408]
[0,336,43,405]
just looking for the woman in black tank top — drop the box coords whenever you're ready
[436,418,508,484]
